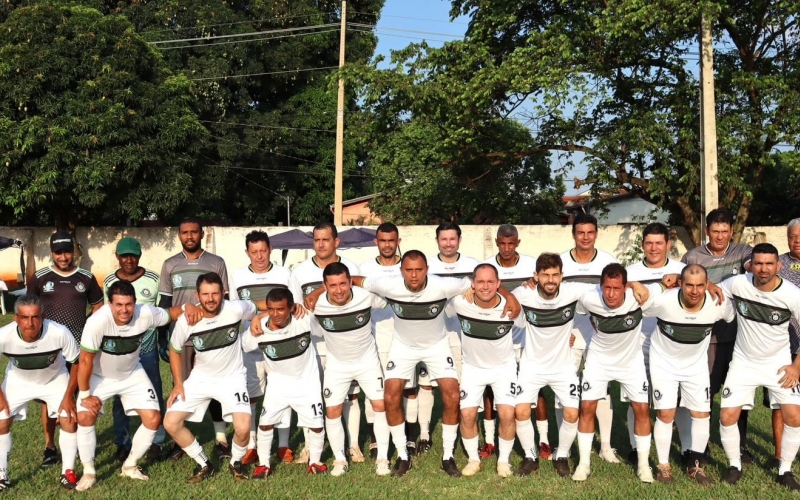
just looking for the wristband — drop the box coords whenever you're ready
[78,390,90,401]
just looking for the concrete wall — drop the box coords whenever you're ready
[0,224,790,289]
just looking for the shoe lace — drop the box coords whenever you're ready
[688,460,706,478]
[657,464,673,477]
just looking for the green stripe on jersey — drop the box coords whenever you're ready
[236,284,288,302]
[5,349,61,370]
[301,282,323,298]
[593,308,643,334]
[317,308,371,332]
[733,295,792,325]
[387,298,447,321]
[457,315,513,340]
[657,320,715,344]
[101,333,146,355]
[188,321,241,352]
[523,301,578,328]
[500,278,530,292]
[259,332,312,361]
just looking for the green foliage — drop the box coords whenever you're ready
[748,152,800,226]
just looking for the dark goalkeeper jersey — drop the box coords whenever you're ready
[27,266,104,342]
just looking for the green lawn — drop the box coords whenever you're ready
[0,313,794,499]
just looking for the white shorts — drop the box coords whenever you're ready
[261,373,324,428]
[0,371,70,421]
[517,364,580,409]
[385,336,458,382]
[459,359,517,409]
[244,350,268,398]
[323,351,385,405]
[77,369,159,416]
[417,333,462,387]
[721,358,800,410]
[650,357,710,411]
[581,357,650,404]
[167,371,251,423]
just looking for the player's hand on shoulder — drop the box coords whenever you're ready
[184,303,203,325]
[523,277,537,289]
[462,288,475,304]
[250,315,268,336]
[631,282,649,305]
[569,334,576,347]
[304,290,321,311]
[661,273,679,289]
[707,282,725,305]
[503,294,521,319]
[292,303,307,318]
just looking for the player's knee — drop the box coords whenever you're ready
[562,407,579,423]
[140,410,161,430]
[460,409,478,426]
[76,411,95,427]
[720,407,740,426]
[59,419,77,433]
[162,414,181,434]
[515,405,531,421]
[326,404,344,419]
[0,420,11,435]
[370,400,385,413]
[631,402,650,417]
[309,427,323,433]
[259,425,273,431]
[781,406,800,427]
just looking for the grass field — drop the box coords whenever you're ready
[0,313,795,499]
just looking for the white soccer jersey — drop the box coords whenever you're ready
[363,275,471,348]
[359,258,401,346]
[81,305,170,380]
[452,295,517,367]
[561,249,618,345]
[289,256,360,301]
[242,315,317,379]
[647,288,736,370]
[579,286,655,369]
[513,282,591,371]
[626,259,686,347]
[313,287,386,362]
[720,274,800,365]
[482,253,536,345]
[170,300,256,379]
[0,320,79,385]
[229,264,292,303]
[428,254,480,336]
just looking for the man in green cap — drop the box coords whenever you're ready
[103,236,165,464]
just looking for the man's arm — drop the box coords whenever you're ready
[58,362,80,423]
[497,287,521,319]
[76,349,101,415]
[156,294,173,362]
[166,347,185,407]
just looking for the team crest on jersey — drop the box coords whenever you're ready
[459,390,467,401]
[355,314,366,325]
[304,286,315,296]
[392,304,404,316]
[141,288,152,297]
[173,275,182,287]
[239,289,251,300]
[192,337,204,349]
[732,267,739,275]
[624,316,635,327]
[323,388,332,398]
[12,359,18,367]
[526,311,537,324]
[704,327,712,337]
[738,302,748,315]
[461,320,472,333]
[582,381,591,391]
[104,339,116,351]
[664,325,674,336]
[771,311,783,323]
[386,361,396,371]
[75,282,86,293]
[428,305,440,316]
[653,390,662,401]
[562,308,572,319]
[323,318,335,330]
[48,354,57,365]
[298,337,309,350]
[418,367,428,377]
[227,328,237,340]
[43,281,55,292]
[265,345,277,358]
[496,325,509,337]
[722,387,732,398]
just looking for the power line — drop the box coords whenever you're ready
[349,28,454,44]
[348,22,463,39]
[157,28,339,50]
[352,11,470,26]
[144,12,338,34]
[210,134,328,166]
[148,23,339,44]
[201,120,335,133]
[189,66,338,82]
[205,162,368,178]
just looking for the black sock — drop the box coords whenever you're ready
[738,409,749,446]
[368,423,376,444]
[210,400,223,422]
[406,421,419,443]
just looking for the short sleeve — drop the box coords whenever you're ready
[170,318,189,352]
[362,276,392,296]
[142,305,171,329]
[233,300,257,321]
[158,260,173,296]
[79,316,104,353]
[288,272,304,303]
[370,291,387,309]
[86,275,104,305]
[720,298,737,323]
[440,277,471,298]
[216,259,230,295]
[60,327,81,363]
[719,277,735,298]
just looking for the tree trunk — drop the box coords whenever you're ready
[53,208,83,267]
[675,196,702,247]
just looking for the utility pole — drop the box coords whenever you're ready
[333,1,347,225]
[699,14,718,244]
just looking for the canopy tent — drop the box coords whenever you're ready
[269,228,376,264]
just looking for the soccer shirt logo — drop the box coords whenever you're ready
[664,325,674,336]
[298,337,309,350]
[496,325,509,337]
[459,390,467,400]
[624,316,635,327]
[322,318,335,330]
[428,305,440,316]
[43,281,55,292]
[562,308,572,319]
[239,289,251,301]
[48,353,57,365]
[192,337,204,349]
[227,328,237,340]
[738,302,748,315]
[12,359,18,367]
[355,314,365,325]
[461,320,472,334]
[771,311,782,323]
[704,327,712,337]
[304,286,315,296]
[265,345,277,358]
[104,339,116,351]
[173,275,182,287]
[392,304,404,316]
[141,288,152,297]
[75,282,86,293]
[526,311,537,324]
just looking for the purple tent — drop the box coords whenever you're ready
[269,228,376,250]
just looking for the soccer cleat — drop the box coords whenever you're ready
[0,479,9,492]
[571,463,591,481]
[516,457,540,476]
[187,463,216,484]
[376,459,391,476]
[686,460,714,485]
[277,447,294,463]
[554,457,571,477]
[539,443,553,461]
[144,444,163,465]
[229,461,249,482]
[294,446,310,464]
[740,447,753,465]
[215,442,232,461]
[778,471,800,491]
[75,473,96,492]
[120,465,149,480]
[416,439,432,456]
[478,443,496,459]
[681,449,709,467]
[252,465,271,480]
[41,447,59,468]
[167,443,186,461]
[307,463,328,475]
[441,457,462,478]
[722,466,743,485]
[60,469,78,490]
[390,457,412,477]
[406,441,417,458]
[369,443,378,460]
[496,462,513,478]
[655,464,673,484]
[625,448,638,467]
[598,447,621,464]
[461,459,481,477]
[241,448,259,466]
[638,464,654,483]
[331,460,349,477]
[349,446,365,463]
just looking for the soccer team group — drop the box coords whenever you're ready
[3,208,800,492]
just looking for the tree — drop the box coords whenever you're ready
[748,152,800,226]
[0,4,206,229]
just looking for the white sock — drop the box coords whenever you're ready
[248,404,258,449]
[123,425,157,467]
[0,433,10,480]
[373,411,390,461]
[536,419,549,445]
[231,441,246,464]
[635,434,651,467]
[462,435,480,462]
[653,418,672,465]
[720,422,741,469]
[364,398,375,424]
[257,428,273,467]
[302,427,310,450]
[59,430,78,474]
[213,421,228,444]
[690,416,710,454]
[77,425,97,475]
[325,416,347,461]
[418,389,434,441]
[577,431,594,468]
[307,429,325,465]
[441,423,458,460]
[779,424,800,475]
[404,397,419,424]
[596,395,613,450]
[498,438,514,464]
[627,405,636,448]
[183,439,210,467]
[390,424,408,460]
[483,418,496,446]
[278,426,290,448]
[516,419,537,459]
[556,419,578,459]
[675,407,692,453]
[343,398,361,450]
